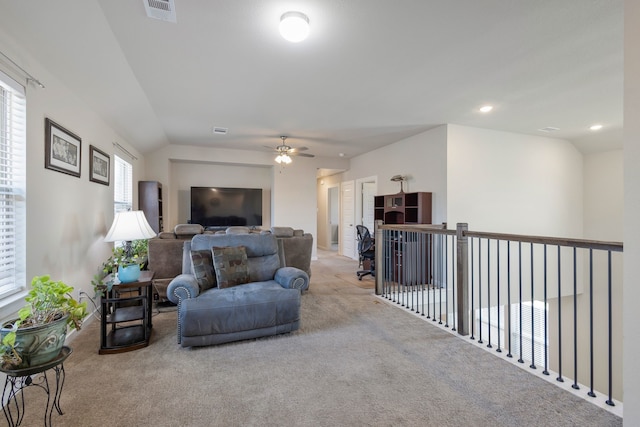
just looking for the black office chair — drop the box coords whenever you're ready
[356,225,375,280]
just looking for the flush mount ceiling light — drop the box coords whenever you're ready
[479,105,493,113]
[590,124,603,131]
[279,11,310,42]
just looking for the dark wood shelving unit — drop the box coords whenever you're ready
[139,181,163,234]
[374,191,433,285]
[374,191,432,225]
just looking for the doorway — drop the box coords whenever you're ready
[340,180,356,259]
[355,176,377,235]
[328,186,339,251]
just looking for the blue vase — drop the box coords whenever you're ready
[118,264,140,283]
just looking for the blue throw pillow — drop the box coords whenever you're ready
[211,246,250,289]
[190,249,216,291]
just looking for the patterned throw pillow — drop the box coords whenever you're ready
[190,250,216,291]
[211,246,250,289]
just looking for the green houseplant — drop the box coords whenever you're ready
[0,275,88,370]
[92,239,148,297]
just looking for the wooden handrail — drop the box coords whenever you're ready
[464,230,623,252]
[378,223,623,252]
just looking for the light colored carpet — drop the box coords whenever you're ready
[13,250,621,426]
[334,272,374,289]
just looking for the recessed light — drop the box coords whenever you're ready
[590,124,603,131]
[479,105,493,113]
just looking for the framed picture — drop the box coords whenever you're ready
[89,145,110,186]
[44,118,81,178]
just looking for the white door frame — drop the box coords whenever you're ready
[340,180,356,260]
[355,176,377,231]
[327,184,340,251]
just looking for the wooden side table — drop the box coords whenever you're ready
[1,346,72,427]
[99,271,154,354]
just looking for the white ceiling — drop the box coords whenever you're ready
[0,0,623,159]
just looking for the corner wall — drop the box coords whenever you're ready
[447,124,583,237]
[623,0,640,421]
[343,125,448,225]
[0,28,144,319]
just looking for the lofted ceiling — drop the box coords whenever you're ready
[0,0,623,159]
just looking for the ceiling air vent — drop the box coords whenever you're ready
[143,0,177,23]
[538,127,560,133]
[213,127,229,135]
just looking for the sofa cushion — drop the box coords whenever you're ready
[190,249,216,291]
[271,226,294,237]
[175,223,204,238]
[212,246,250,288]
[225,226,250,234]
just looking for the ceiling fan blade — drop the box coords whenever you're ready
[291,152,315,158]
[293,146,309,152]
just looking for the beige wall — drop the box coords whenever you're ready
[317,174,342,250]
[144,144,349,261]
[169,161,272,228]
[624,0,640,422]
[0,27,144,320]
[447,124,584,237]
[343,125,449,225]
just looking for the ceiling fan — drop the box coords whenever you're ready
[265,136,315,164]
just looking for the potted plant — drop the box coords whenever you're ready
[92,240,148,297]
[0,275,88,370]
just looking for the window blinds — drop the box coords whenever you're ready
[113,154,132,214]
[0,70,26,298]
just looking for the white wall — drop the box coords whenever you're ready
[447,124,583,237]
[317,174,342,250]
[170,161,272,228]
[344,125,448,225]
[624,0,640,421]
[584,150,623,241]
[0,28,144,319]
[144,144,349,260]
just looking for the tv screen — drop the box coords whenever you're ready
[190,187,263,227]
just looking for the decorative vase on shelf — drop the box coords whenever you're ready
[118,264,140,283]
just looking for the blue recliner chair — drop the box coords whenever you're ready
[167,233,309,347]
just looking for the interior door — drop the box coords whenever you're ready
[340,180,356,259]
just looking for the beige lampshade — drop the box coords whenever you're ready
[104,210,156,242]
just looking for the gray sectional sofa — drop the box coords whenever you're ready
[147,224,313,302]
[166,233,309,347]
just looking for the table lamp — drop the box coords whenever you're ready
[104,210,157,282]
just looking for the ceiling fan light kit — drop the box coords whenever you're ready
[269,136,315,165]
[279,11,310,42]
[275,153,292,164]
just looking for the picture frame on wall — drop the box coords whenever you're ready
[89,145,110,186]
[44,118,81,178]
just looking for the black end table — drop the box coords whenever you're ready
[99,271,154,354]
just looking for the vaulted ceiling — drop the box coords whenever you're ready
[0,0,623,159]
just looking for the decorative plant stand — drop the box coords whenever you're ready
[0,346,72,427]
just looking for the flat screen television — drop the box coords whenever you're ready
[190,187,263,227]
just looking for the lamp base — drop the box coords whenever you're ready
[118,264,141,283]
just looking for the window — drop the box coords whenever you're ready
[113,154,132,214]
[476,301,549,367]
[0,71,26,299]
